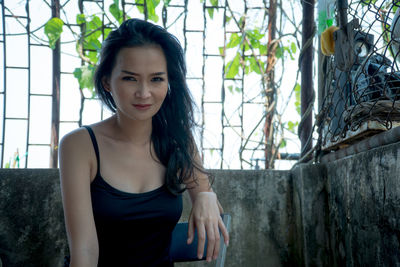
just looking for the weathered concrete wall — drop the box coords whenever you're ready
[1,141,400,267]
[0,169,68,267]
[291,141,400,267]
[177,170,296,267]
[0,169,294,267]
[324,142,400,267]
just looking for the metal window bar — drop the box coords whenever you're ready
[0,0,301,170]
[1,1,6,168]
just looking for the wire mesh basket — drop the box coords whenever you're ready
[319,0,400,151]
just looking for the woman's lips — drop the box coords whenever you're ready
[133,104,152,110]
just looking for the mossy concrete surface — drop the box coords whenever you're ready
[0,169,293,267]
[1,141,400,266]
[324,141,400,267]
[0,169,68,267]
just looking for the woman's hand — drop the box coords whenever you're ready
[187,192,230,262]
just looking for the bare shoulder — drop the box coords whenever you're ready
[59,127,100,259]
[59,127,95,178]
[60,127,90,149]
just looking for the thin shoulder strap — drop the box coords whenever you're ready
[83,126,100,177]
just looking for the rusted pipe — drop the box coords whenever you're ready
[264,0,277,169]
[50,0,61,168]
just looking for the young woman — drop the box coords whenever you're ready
[59,19,229,266]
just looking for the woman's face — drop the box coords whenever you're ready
[103,45,168,122]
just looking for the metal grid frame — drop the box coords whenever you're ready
[0,0,302,169]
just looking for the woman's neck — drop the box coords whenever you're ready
[112,113,152,146]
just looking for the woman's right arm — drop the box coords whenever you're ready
[59,129,99,267]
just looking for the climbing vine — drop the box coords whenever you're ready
[42,0,302,169]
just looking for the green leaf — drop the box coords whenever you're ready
[227,85,233,93]
[88,51,98,64]
[87,16,102,33]
[235,87,241,93]
[110,3,124,25]
[104,28,112,39]
[249,57,261,74]
[44,17,64,49]
[284,46,295,60]
[76,14,86,25]
[392,1,400,13]
[360,0,377,6]
[147,0,161,22]
[295,83,301,115]
[226,33,241,48]
[246,28,263,41]
[148,13,159,22]
[207,8,215,19]
[259,45,267,55]
[275,45,283,59]
[245,64,250,74]
[394,6,399,14]
[218,46,224,56]
[290,42,297,54]
[225,15,232,24]
[280,139,287,148]
[73,65,95,93]
[84,39,102,51]
[136,0,145,13]
[80,15,102,48]
[210,0,218,6]
[238,16,245,28]
[225,52,241,78]
[288,121,299,133]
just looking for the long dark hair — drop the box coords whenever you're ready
[94,19,209,194]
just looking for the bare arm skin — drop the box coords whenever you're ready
[185,153,230,262]
[59,128,99,267]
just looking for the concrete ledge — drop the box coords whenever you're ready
[0,169,67,267]
[324,141,400,266]
[1,141,400,266]
[0,169,293,267]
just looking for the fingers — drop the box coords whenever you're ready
[219,216,230,246]
[212,221,221,260]
[204,220,216,262]
[204,217,225,262]
[197,223,206,259]
[188,192,228,262]
[187,213,195,244]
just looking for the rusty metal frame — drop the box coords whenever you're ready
[0,0,305,169]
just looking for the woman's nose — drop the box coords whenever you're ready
[135,82,151,98]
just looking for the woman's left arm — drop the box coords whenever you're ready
[185,168,230,262]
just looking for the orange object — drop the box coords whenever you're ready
[321,25,339,55]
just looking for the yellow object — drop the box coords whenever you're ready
[321,25,339,56]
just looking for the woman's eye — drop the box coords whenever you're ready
[152,77,164,82]
[122,76,137,81]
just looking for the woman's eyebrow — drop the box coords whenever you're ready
[151,72,167,76]
[121,70,166,76]
[121,70,139,75]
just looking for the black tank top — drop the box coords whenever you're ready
[84,126,183,267]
